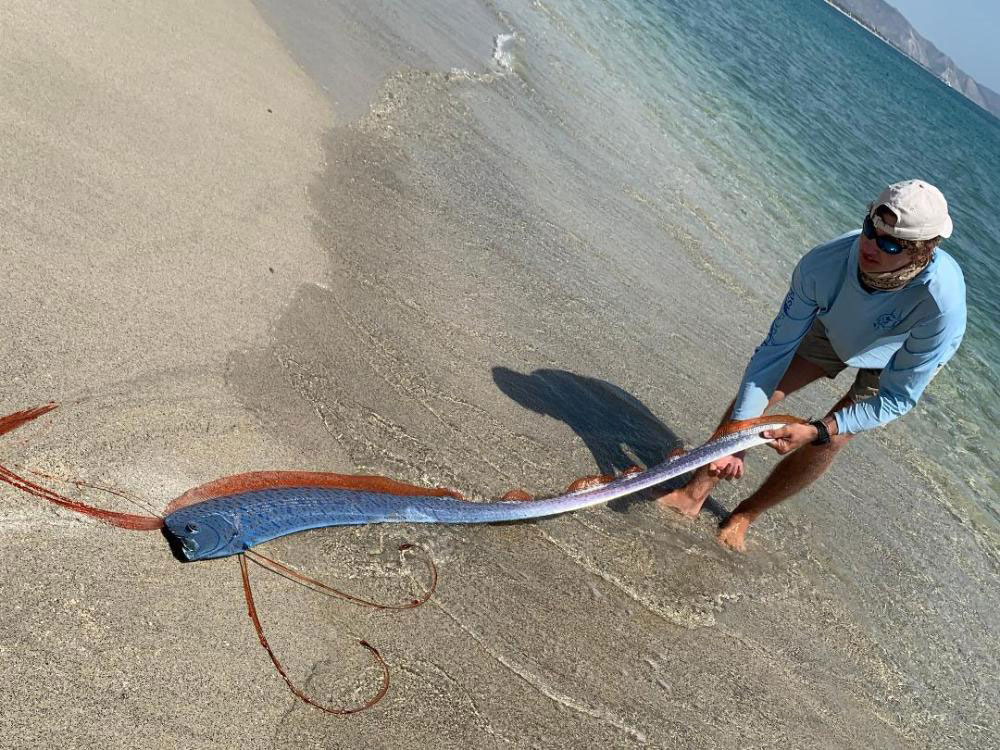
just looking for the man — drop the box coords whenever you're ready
[658,180,966,551]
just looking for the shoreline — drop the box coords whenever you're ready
[821,0,998,113]
[822,0,894,46]
[1,1,995,748]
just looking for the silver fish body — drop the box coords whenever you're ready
[163,421,787,561]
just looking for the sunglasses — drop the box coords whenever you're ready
[862,215,905,255]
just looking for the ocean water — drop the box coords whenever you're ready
[509,0,1000,524]
[235,0,998,744]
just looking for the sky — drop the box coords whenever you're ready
[888,0,1000,92]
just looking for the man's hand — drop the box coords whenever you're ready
[762,423,821,454]
[707,451,746,480]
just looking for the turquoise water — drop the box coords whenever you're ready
[236,2,998,741]
[527,0,999,522]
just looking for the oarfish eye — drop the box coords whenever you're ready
[185,522,199,533]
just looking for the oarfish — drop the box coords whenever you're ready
[0,403,802,714]
[162,415,802,561]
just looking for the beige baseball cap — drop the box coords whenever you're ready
[869,179,953,240]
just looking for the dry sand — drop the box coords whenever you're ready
[1,1,996,749]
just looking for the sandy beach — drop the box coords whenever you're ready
[1,1,996,748]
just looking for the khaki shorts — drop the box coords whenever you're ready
[796,319,881,403]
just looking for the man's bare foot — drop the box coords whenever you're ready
[655,462,720,518]
[717,513,753,552]
[655,486,703,517]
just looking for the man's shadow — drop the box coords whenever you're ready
[492,367,727,518]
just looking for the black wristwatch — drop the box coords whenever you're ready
[809,419,831,445]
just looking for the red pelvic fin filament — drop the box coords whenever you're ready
[239,554,390,715]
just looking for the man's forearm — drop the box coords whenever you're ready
[822,414,839,437]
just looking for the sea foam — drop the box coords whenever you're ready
[492,32,516,71]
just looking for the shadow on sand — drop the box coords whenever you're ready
[492,367,728,518]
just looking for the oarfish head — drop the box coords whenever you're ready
[162,510,241,562]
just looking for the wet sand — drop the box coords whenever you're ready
[1,1,996,749]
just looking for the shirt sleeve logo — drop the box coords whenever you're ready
[755,291,799,353]
[873,311,901,330]
[781,291,795,315]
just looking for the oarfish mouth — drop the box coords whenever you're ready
[162,526,195,562]
[162,514,236,561]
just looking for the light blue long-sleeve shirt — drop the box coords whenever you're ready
[730,231,966,434]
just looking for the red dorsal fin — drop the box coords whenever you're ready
[0,404,162,531]
[165,471,465,516]
[0,464,163,530]
[712,414,805,440]
[565,473,614,493]
[0,403,58,438]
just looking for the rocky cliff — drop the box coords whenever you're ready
[828,0,1000,119]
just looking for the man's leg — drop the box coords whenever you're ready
[656,355,829,516]
[716,393,855,551]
